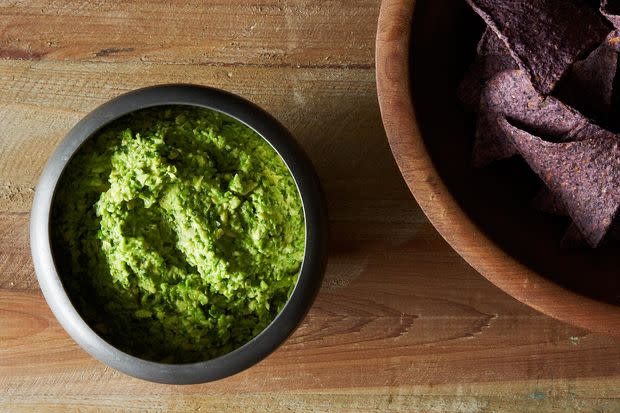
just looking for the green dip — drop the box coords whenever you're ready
[52,106,305,363]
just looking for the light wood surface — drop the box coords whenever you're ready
[1,0,619,412]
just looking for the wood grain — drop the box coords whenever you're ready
[0,0,619,411]
[2,219,620,411]
[0,0,376,67]
[0,60,398,213]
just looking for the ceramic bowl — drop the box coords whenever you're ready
[30,84,328,383]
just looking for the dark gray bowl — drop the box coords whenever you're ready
[30,84,328,384]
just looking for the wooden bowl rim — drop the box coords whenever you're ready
[375,0,620,336]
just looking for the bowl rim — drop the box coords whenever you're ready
[375,0,620,337]
[30,84,328,384]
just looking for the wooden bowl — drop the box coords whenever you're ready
[376,0,620,336]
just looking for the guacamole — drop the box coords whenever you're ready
[52,106,305,363]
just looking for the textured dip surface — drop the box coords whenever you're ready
[52,106,305,363]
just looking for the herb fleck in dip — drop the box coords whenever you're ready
[53,106,305,363]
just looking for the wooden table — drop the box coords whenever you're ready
[1,1,619,411]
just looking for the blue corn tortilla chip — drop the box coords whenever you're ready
[555,32,619,120]
[457,55,517,110]
[477,28,510,56]
[458,30,517,110]
[461,1,620,248]
[531,187,568,216]
[530,190,590,247]
[500,118,620,247]
[561,224,589,249]
[602,0,620,30]
[466,0,610,93]
[606,29,620,52]
[473,70,614,166]
[472,108,517,166]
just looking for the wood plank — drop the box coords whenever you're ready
[0,60,405,214]
[3,380,620,413]
[1,219,619,410]
[0,0,376,67]
[0,212,31,290]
